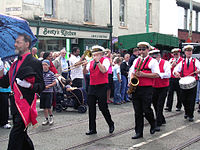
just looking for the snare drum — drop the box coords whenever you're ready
[179,76,197,90]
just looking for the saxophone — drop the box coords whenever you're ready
[127,57,144,94]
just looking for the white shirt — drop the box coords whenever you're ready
[129,55,160,74]
[173,57,200,76]
[69,54,84,80]
[158,59,171,79]
[86,57,110,72]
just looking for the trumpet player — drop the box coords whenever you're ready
[165,48,183,112]
[149,49,171,131]
[173,45,200,122]
[129,42,160,139]
[83,45,114,135]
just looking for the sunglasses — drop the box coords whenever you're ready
[138,47,147,51]
[185,50,192,52]
[173,53,178,55]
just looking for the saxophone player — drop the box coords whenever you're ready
[129,42,160,139]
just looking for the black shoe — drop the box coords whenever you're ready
[189,117,194,122]
[109,125,115,133]
[85,130,97,135]
[150,127,156,134]
[184,115,188,119]
[164,107,169,110]
[176,108,181,111]
[131,133,143,139]
[155,126,161,132]
[165,108,171,112]
[162,120,166,125]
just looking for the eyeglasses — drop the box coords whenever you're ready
[138,47,147,51]
[173,53,178,55]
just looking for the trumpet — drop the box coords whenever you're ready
[127,56,144,94]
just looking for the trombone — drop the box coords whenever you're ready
[66,50,92,72]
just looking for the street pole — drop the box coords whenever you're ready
[110,0,113,51]
[189,0,193,41]
[146,0,149,33]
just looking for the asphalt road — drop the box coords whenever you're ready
[1,98,200,150]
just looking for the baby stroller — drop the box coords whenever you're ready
[55,76,87,113]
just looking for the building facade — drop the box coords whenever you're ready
[0,0,161,54]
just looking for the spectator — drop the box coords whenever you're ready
[43,52,58,75]
[113,57,122,105]
[120,53,130,103]
[40,60,56,125]
[53,48,70,79]
[31,47,38,59]
[129,48,139,67]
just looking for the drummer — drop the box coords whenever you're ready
[173,45,200,122]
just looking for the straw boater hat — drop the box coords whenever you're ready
[171,48,181,53]
[137,42,150,49]
[183,45,194,51]
[91,45,105,54]
[148,49,160,55]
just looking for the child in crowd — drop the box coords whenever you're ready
[113,57,122,105]
[40,60,56,125]
[65,79,87,106]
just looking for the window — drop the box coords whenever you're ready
[119,0,126,26]
[44,0,53,16]
[84,0,92,22]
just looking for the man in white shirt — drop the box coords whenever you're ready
[69,47,85,88]
[149,49,171,131]
[173,45,200,122]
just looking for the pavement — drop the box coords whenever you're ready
[1,98,200,150]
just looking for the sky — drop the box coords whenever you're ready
[160,0,200,36]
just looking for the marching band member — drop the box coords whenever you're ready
[129,42,160,139]
[149,49,171,131]
[83,45,114,135]
[173,45,200,122]
[165,48,183,112]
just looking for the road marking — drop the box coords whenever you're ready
[128,120,200,150]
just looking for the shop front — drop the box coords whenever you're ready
[28,20,111,57]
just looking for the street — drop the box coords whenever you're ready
[1,99,200,150]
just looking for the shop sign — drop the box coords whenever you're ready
[38,27,110,40]
[5,0,22,15]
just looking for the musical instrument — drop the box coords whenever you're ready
[66,50,92,72]
[127,57,144,94]
[179,76,196,89]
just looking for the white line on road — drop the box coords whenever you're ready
[128,120,200,150]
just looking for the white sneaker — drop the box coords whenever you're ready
[42,119,49,125]
[49,116,54,125]
[3,124,11,129]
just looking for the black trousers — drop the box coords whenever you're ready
[0,92,9,126]
[132,86,155,135]
[180,85,197,118]
[7,113,34,150]
[152,87,168,126]
[87,84,114,131]
[72,78,83,88]
[166,78,182,110]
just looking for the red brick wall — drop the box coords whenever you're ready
[178,29,200,43]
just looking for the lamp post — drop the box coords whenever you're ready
[146,0,149,33]
[188,0,193,41]
[110,0,113,51]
